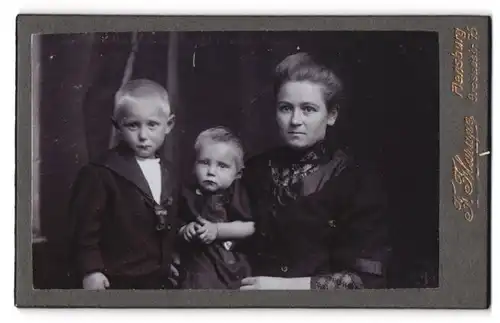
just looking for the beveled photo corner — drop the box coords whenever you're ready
[30,31,439,291]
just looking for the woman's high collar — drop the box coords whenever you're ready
[275,140,333,166]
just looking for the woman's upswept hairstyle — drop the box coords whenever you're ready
[274,52,344,112]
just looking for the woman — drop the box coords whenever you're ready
[239,53,389,290]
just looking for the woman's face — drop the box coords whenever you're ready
[276,81,337,149]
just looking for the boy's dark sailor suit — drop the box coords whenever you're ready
[70,142,182,289]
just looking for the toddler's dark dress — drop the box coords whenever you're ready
[179,181,252,289]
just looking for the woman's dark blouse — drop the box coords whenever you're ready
[241,142,389,289]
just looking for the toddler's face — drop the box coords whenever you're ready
[194,142,240,193]
[118,102,174,158]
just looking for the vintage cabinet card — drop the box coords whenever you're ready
[15,15,490,308]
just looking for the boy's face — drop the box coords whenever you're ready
[117,102,175,158]
[194,141,240,193]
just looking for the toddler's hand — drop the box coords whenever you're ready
[196,217,218,244]
[182,222,200,242]
[82,272,110,290]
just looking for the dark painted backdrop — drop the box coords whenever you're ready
[34,31,439,289]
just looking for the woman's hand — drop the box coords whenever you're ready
[240,276,289,290]
[196,217,218,244]
[82,272,110,290]
[240,276,312,290]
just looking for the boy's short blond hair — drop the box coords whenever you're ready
[114,79,171,121]
[194,127,245,171]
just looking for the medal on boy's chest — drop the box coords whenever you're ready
[154,196,173,231]
[154,205,168,231]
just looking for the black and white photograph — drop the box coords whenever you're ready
[30,30,441,291]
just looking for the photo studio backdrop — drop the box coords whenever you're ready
[32,31,439,289]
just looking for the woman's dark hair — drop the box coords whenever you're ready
[274,52,344,112]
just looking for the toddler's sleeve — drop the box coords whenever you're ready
[230,180,253,222]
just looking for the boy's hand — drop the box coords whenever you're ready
[82,272,110,290]
[182,222,200,242]
[196,217,218,244]
[168,253,181,288]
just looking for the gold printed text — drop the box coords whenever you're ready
[451,28,467,98]
[451,116,480,222]
[450,26,480,102]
